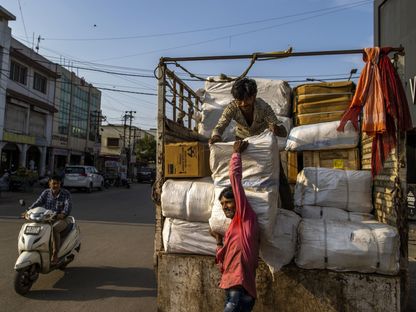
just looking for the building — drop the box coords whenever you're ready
[0,7,15,159]
[0,33,58,176]
[49,66,101,174]
[99,124,155,174]
[0,5,102,176]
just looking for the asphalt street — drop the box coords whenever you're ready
[0,183,157,312]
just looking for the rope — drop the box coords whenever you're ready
[167,47,293,83]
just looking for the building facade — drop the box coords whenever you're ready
[0,36,58,177]
[0,5,102,177]
[50,66,101,174]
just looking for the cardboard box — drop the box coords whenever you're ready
[295,110,345,126]
[165,142,211,178]
[303,148,360,170]
[287,151,300,184]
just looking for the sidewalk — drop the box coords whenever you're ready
[0,185,41,206]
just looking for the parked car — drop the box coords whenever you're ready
[63,165,104,192]
[137,167,155,184]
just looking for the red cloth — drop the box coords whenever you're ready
[338,47,412,176]
[215,153,260,299]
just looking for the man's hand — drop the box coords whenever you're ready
[209,135,222,144]
[209,229,223,246]
[270,124,287,137]
[233,140,249,154]
[20,212,27,219]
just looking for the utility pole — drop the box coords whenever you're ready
[123,111,136,178]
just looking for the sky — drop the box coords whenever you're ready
[1,0,374,130]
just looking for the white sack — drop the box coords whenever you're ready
[210,131,279,189]
[260,209,301,272]
[198,78,292,140]
[294,167,373,213]
[296,219,400,275]
[161,178,214,222]
[285,120,359,151]
[209,186,278,239]
[299,205,374,222]
[163,218,217,256]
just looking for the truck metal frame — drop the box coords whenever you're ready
[153,48,409,311]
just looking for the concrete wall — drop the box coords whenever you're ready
[157,254,402,312]
[374,0,416,127]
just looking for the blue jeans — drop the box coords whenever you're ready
[224,287,255,312]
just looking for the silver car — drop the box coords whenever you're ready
[63,166,104,192]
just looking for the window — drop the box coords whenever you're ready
[29,110,46,137]
[33,72,47,93]
[57,74,71,135]
[10,61,27,85]
[107,137,120,147]
[5,103,27,133]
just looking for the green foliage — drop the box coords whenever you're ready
[135,135,156,163]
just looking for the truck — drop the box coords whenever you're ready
[152,48,410,311]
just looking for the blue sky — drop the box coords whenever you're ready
[2,0,374,130]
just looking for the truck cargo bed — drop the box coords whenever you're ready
[157,253,401,312]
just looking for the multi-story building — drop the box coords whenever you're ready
[0,5,102,176]
[50,66,101,174]
[0,6,15,158]
[99,124,155,173]
[0,34,58,176]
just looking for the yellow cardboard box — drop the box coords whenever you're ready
[165,142,211,178]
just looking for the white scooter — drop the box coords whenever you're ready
[14,200,81,295]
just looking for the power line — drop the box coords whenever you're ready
[92,1,372,62]
[41,0,371,42]
[17,0,30,44]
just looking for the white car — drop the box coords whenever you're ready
[63,166,104,192]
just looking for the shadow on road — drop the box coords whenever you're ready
[26,266,157,301]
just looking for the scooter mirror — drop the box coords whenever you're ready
[19,199,25,206]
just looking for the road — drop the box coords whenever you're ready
[0,184,157,312]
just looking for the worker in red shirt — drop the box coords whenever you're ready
[211,140,260,312]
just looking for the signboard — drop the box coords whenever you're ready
[3,131,35,144]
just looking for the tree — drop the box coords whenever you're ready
[135,135,156,164]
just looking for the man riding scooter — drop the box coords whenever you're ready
[26,175,72,265]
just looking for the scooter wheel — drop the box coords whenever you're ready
[14,266,35,295]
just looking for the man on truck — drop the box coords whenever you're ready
[211,140,260,312]
[209,77,293,210]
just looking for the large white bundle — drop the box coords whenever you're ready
[294,167,373,213]
[299,205,374,222]
[285,120,359,151]
[161,178,215,222]
[198,78,292,140]
[163,218,217,256]
[210,131,279,189]
[209,187,278,239]
[296,219,400,275]
[260,209,301,272]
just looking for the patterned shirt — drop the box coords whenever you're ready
[29,188,72,216]
[212,98,281,139]
[215,153,260,298]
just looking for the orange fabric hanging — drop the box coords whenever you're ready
[337,47,409,177]
[337,47,386,134]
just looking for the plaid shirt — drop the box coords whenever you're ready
[29,188,72,216]
[212,98,281,139]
